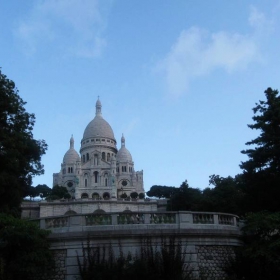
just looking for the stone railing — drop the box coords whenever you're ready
[45,216,69,229]
[150,213,176,224]
[193,213,214,224]
[36,211,240,231]
[86,214,112,225]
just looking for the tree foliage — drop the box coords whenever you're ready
[169,181,202,211]
[47,185,71,200]
[26,184,52,199]
[241,88,280,173]
[147,179,244,214]
[0,213,54,280]
[130,192,138,199]
[226,212,280,280]
[0,69,47,215]
[200,175,245,216]
[240,88,280,212]
[146,185,176,199]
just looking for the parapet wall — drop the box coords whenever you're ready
[35,211,242,280]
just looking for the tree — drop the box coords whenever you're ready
[35,184,51,199]
[169,180,202,211]
[0,213,54,280]
[200,175,245,216]
[130,192,138,199]
[47,185,71,200]
[138,192,145,199]
[25,185,38,200]
[25,184,52,200]
[146,185,176,199]
[120,192,127,199]
[240,88,280,212]
[226,212,280,280]
[0,69,47,216]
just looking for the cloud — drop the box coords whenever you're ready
[156,7,269,98]
[15,0,111,58]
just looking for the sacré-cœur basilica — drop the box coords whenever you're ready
[53,98,145,201]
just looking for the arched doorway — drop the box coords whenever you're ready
[81,193,89,199]
[103,192,110,200]
[92,192,100,200]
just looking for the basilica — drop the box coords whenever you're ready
[53,98,145,200]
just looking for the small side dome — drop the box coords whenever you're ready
[116,134,133,162]
[63,136,80,163]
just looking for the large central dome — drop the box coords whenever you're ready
[82,99,115,140]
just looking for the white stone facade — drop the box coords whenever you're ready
[53,99,145,200]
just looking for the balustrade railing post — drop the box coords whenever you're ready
[144,213,150,224]
[214,214,219,225]
[178,212,193,225]
[233,216,237,226]
[81,215,86,226]
[40,219,46,229]
[112,214,118,225]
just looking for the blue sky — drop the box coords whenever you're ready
[1,0,280,191]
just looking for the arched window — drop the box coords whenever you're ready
[117,167,119,173]
[102,152,105,160]
[92,192,99,199]
[104,173,108,186]
[81,193,88,199]
[103,192,110,200]
[84,173,88,187]
[94,154,98,165]
[64,210,77,215]
[86,153,89,161]
[94,171,98,183]
[83,155,85,163]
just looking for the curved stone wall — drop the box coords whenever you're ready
[34,211,242,280]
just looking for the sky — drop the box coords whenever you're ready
[1,0,280,192]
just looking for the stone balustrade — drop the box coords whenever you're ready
[35,211,241,280]
[37,211,239,231]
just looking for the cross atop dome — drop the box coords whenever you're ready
[96,97,102,116]
[121,133,125,147]
[70,135,74,149]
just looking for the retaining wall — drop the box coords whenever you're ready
[35,211,242,280]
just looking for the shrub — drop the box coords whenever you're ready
[78,236,193,280]
[0,213,54,280]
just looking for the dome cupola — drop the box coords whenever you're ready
[82,98,116,140]
[116,134,133,162]
[63,136,80,163]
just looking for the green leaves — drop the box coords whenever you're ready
[239,88,280,213]
[0,213,54,280]
[0,69,47,215]
[47,185,71,200]
[241,88,280,174]
[227,212,280,280]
